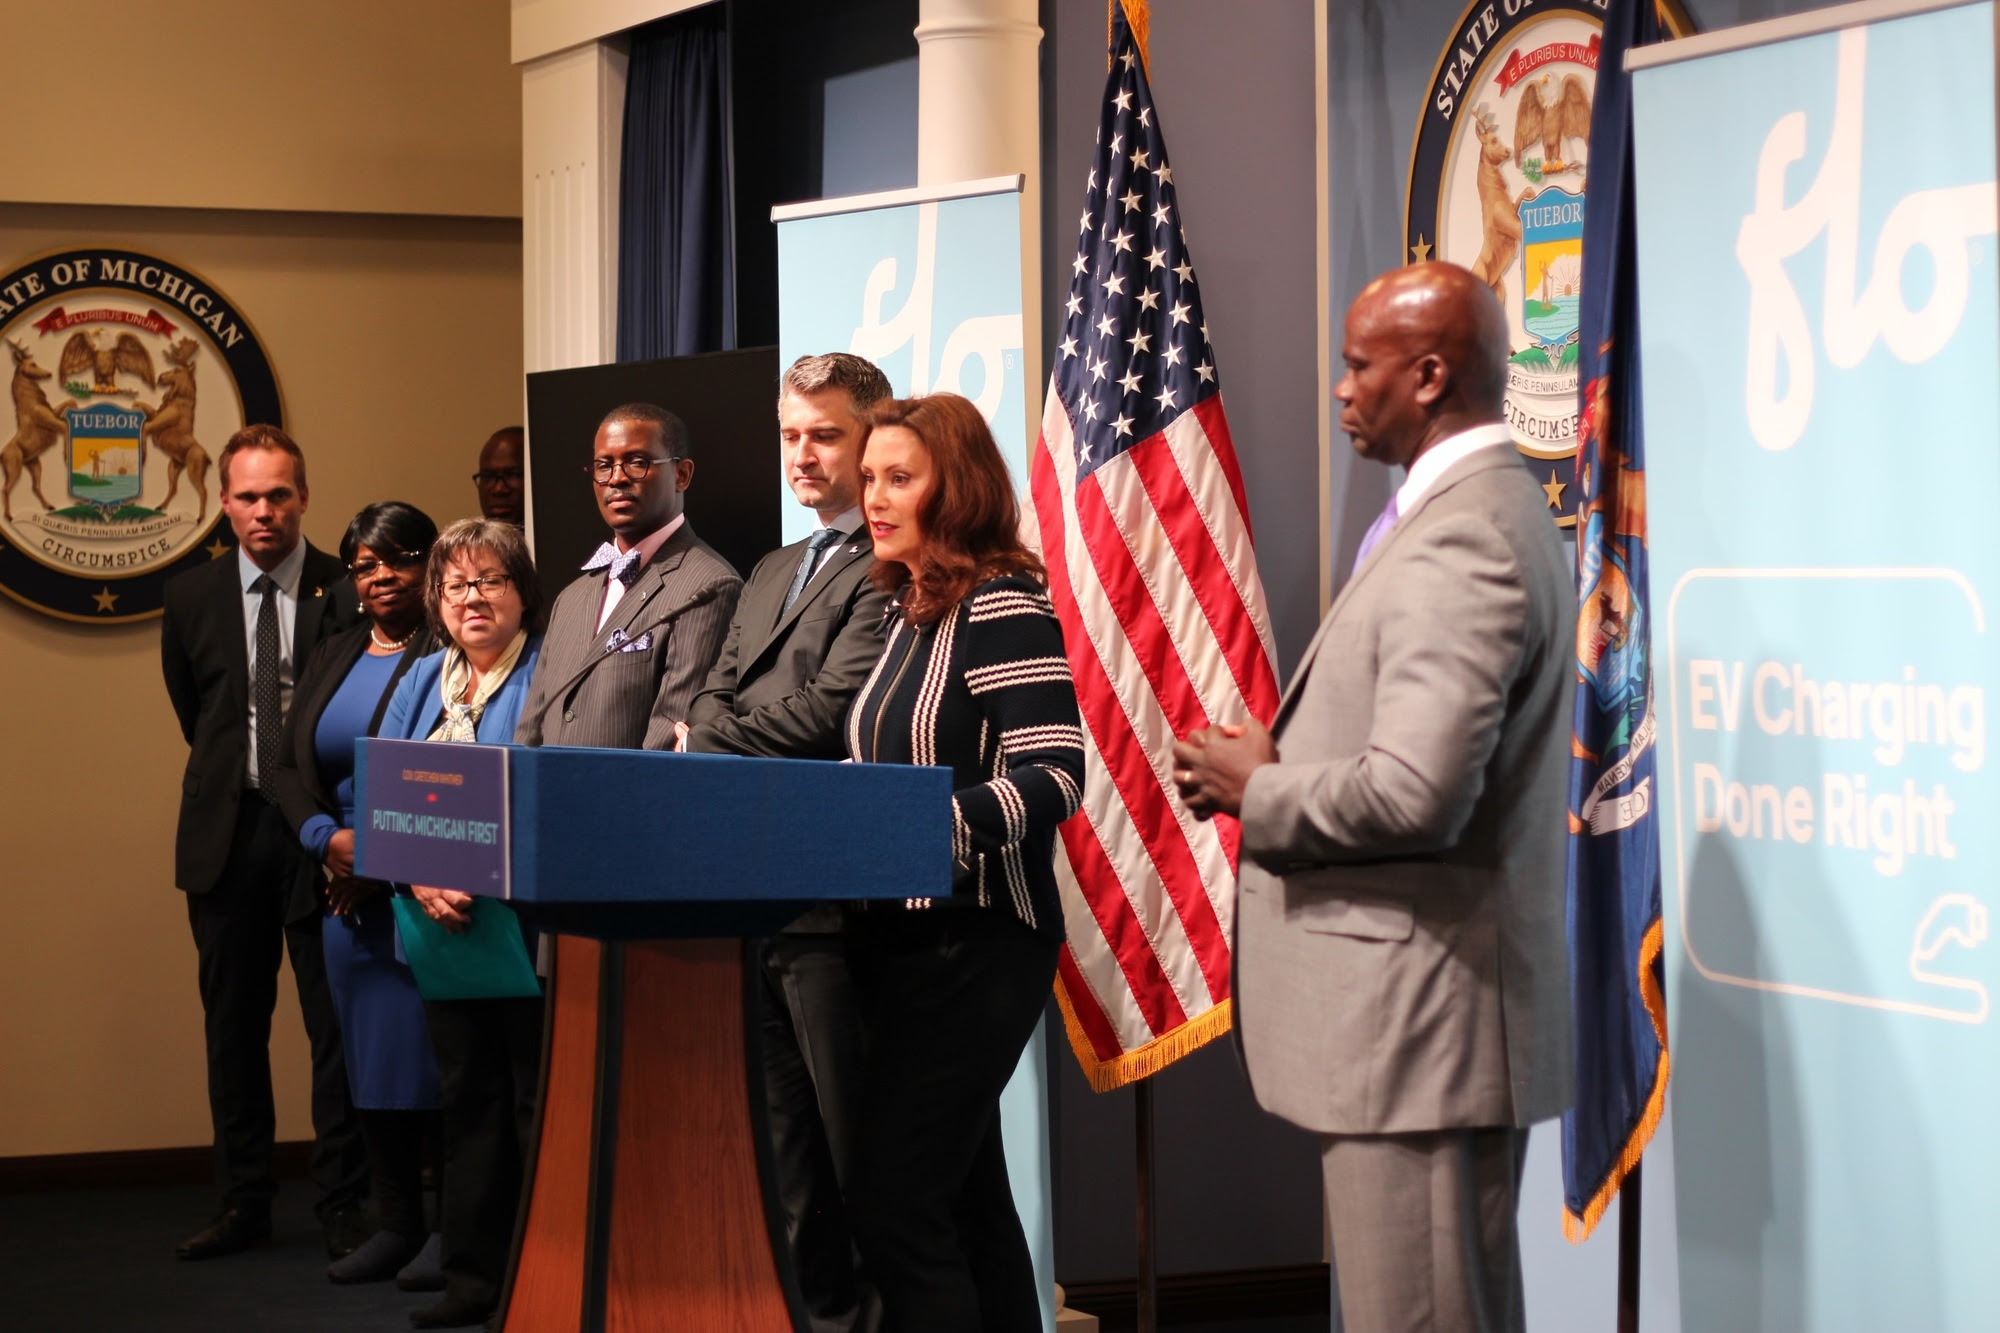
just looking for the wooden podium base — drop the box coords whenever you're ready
[500,934,805,1332]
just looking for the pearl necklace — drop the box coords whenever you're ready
[371,625,415,652]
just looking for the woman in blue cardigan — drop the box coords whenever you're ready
[377,517,544,1330]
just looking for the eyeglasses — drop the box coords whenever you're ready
[586,454,680,483]
[473,468,524,486]
[348,551,427,580]
[436,574,514,603]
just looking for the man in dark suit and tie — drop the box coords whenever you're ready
[682,353,891,1332]
[515,402,740,750]
[1175,264,1574,1333]
[160,424,369,1261]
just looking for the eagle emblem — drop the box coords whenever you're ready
[60,328,154,396]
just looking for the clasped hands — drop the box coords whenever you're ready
[323,829,470,927]
[1172,717,1278,820]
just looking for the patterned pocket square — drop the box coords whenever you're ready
[605,628,653,654]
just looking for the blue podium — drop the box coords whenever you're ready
[356,739,951,1333]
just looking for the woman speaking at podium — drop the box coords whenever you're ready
[844,393,1084,1332]
[377,517,545,1330]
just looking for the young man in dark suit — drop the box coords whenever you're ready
[159,424,369,1261]
[682,353,892,1333]
[513,403,740,750]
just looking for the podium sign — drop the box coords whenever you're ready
[355,738,510,897]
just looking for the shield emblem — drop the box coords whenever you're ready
[67,402,146,512]
[1517,186,1585,359]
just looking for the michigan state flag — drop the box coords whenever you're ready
[1563,0,1689,1243]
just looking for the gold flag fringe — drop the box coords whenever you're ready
[1109,0,1151,75]
[1055,983,1233,1093]
[1563,917,1670,1243]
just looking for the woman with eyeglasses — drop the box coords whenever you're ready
[843,394,1084,1331]
[272,501,443,1285]
[375,517,544,1330]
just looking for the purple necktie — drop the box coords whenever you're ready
[1352,490,1401,569]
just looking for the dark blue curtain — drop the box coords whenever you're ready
[617,4,735,360]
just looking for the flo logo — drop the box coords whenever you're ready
[1737,26,1998,452]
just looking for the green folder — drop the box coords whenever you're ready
[390,896,542,1001]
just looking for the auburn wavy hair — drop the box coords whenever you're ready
[865,393,1045,623]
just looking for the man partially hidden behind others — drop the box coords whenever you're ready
[472,427,524,527]
[160,424,369,1261]
[1175,263,1573,1333]
[683,353,893,1332]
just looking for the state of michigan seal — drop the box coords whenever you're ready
[1407,0,1668,527]
[0,250,279,621]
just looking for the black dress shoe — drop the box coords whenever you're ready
[322,1204,371,1259]
[175,1208,271,1260]
[410,1295,495,1329]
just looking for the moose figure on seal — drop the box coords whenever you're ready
[136,337,212,523]
[0,337,78,523]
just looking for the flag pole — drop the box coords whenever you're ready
[1135,1075,1158,1333]
[1617,1160,1642,1332]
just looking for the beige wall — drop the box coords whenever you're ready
[3,1,520,219]
[0,203,523,1157]
[0,0,525,1159]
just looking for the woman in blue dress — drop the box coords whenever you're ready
[377,517,544,1330]
[272,501,442,1284]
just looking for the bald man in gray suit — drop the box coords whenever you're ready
[516,403,741,750]
[1175,263,1573,1333]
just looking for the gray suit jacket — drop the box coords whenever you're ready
[683,527,888,760]
[1234,445,1574,1135]
[514,521,742,751]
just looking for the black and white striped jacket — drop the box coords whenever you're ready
[846,575,1085,938]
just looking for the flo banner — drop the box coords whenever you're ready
[774,179,1029,544]
[1633,3,2000,1327]
[773,180,1053,1333]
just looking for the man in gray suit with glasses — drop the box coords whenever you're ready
[515,402,741,751]
[1174,263,1574,1333]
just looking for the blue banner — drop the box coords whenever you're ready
[776,187,1026,544]
[1635,3,2000,1325]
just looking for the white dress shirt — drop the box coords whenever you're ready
[1395,421,1515,515]
[596,512,685,632]
[239,541,306,789]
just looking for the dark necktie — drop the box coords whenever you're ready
[251,574,281,800]
[782,528,844,613]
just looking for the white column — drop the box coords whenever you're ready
[520,41,627,375]
[516,39,627,549]
[916,0,1044,423]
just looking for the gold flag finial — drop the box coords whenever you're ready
[1109,0,1151,74]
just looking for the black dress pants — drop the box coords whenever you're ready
[761,929,876,1333]
[425,994,545,1309]
[184,795,365,1221]
[845,909,1057,1333]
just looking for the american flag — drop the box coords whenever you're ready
[1027,3,1281,1091]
